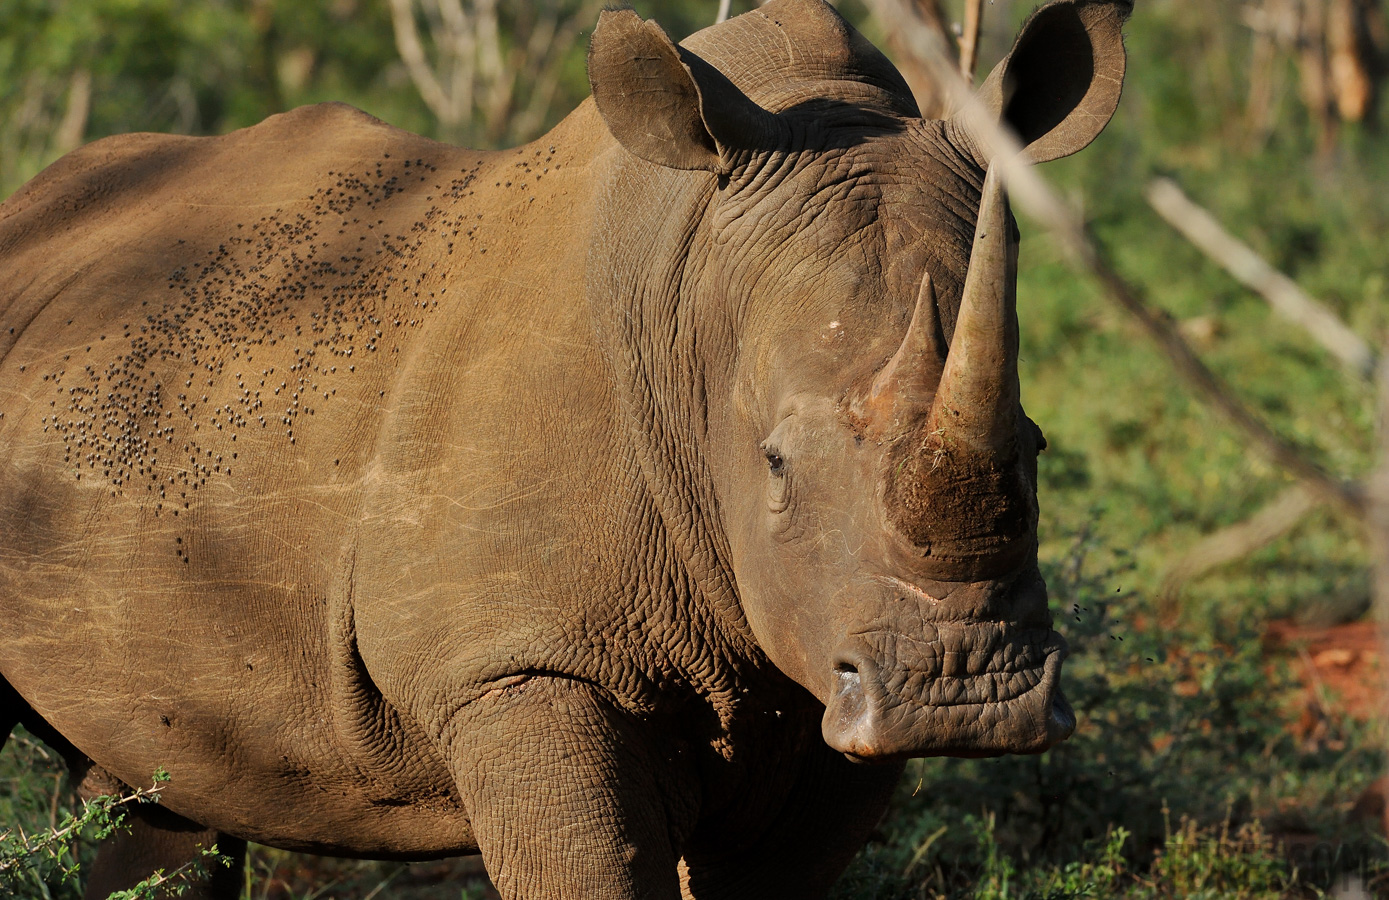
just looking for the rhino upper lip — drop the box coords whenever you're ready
[841,575,1063,709]
[824,621,1071,760]
[844,623,1064,706]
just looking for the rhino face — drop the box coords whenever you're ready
[712,151,1069,760]
[727,399,1065,762]
[589,0,1130,760]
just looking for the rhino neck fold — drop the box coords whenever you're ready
[586,149,771,703]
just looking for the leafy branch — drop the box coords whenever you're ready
[0,768,230,899]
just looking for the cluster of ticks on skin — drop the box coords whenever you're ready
[7,142,566,564]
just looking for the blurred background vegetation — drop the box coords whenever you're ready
[2,0,1388,896]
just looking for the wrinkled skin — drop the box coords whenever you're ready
[0,1,1130,897]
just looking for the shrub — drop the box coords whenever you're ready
[0,757,228,900]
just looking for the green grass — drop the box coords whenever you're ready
[838,813,1313,900]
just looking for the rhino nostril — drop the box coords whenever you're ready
[823,656,877,759]
[829,658,869,717]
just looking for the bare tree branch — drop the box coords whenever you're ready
[1160,483,1321,605]
[388,0,602,145]
[1299,0,1341,151]
[1243,1,1288,146]
[53,69,90,156]
[1146,177,1377,381]
[959,0,984,82]
[1327,0,1376,120]
[1370,357,1389,711]
[387,0,452,123]
[511,2,603,140]
[474,0,508,137]
[1070,221,1366,517]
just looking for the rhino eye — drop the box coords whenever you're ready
[763,444,791,515]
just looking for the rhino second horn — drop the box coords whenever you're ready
[925,164,1019,455]
[854,272,947,436]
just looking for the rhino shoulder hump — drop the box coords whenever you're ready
[245,101,399,143]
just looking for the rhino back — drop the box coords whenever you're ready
[0,101,632,853]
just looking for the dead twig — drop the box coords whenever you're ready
[388,0,600,144]
[1160,483,1321,606]
[1079,232,1365,516]
[1146,177,1377,381]
[1369,359,1389,715]
[959,0,984,82]
[386,0,453,125]
[52,69,90,157]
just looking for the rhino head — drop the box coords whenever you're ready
[588,0,1130,761]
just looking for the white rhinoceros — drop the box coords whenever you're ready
[0,1,1129,896]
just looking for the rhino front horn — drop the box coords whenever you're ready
[925,164,1019,455]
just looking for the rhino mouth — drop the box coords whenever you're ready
[821,620,1072,761]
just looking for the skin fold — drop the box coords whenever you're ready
[0,1,1130,896]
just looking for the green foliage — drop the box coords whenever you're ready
[0,0,735,198]
[1138,814,1292,900]
[0,753,230,899]
[0,729,88,900]
[836,812,1305,899]
[1015,0,1387,627]
[0,0,424,195]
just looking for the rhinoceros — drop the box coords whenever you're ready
[0,0,1130,895]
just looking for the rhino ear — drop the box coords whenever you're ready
[958,0,1131,163]
[588,8,778,173]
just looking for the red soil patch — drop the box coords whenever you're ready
[1265,619,1385,731]
[1265,619,1388,839]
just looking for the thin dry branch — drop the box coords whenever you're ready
[1160,483,1321,604]
[53,69,90,157]
[1070,222,1366,517]
[877,0,1367,517]
[959,0,984,81]
[1371,357,1389,708]
[387,0,451,122]
[1146,177,1377,381]
[389,0,600,144]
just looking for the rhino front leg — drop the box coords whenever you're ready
[84,805,245,900]
[444,676,696,900]
[680,741,902,899]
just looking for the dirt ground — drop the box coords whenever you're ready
[1265,618,1387,840]
[1265,619,1384,741]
